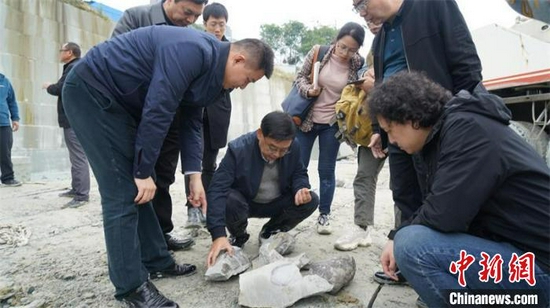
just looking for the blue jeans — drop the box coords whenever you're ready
[296,123,340,214]
[62,71,174,298]
[394,225,549,307]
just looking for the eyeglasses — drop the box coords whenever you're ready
[266,143,291,156]
[352,0,368,14]
[336,42,358,55]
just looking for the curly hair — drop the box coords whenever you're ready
[367,71,452,128]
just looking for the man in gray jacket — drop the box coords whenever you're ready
[113,0,207,35]
[112,0,208,252]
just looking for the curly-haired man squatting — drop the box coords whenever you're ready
[367,71,549,307]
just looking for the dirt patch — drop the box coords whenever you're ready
[0,158,418,307]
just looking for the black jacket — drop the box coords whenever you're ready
[204,35,232,150]
[372,0,482,94]
[404,89,550,273]
[206,132,310,239]
[74,26,228,178]
[47,58,80,128]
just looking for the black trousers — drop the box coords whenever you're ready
[0,126,14,183]
[152,113,180,234]
[184,112,219,208]
[388,142,424,225]
[225,189,319,237]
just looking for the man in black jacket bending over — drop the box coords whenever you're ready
[368,71,549,307]
[206,111,318,267]
[112,0,209,251]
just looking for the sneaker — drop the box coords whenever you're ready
[316,213,332,235]
[228,233,250,248]
[59,189,76,198]
[334,225,372,251]
[185,207,206,229]
[164,233,195,251]
[2,179,22,187]
[150,263,197,279]
[62,198,88,209]
[373,270,408,285]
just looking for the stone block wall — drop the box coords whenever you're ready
[0,0,297,180]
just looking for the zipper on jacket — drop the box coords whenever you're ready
[400,25,411,72]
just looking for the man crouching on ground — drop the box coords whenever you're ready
[368,71,549,307]
[206,111,319,267]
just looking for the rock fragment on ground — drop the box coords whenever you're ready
[205,246,251,281]
[307,255,356,294]
[260,232,295,255]
[238,260,332,308]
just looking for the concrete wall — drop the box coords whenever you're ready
[0,0,114,180]
[0,0,297,181]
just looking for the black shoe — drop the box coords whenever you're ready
[59,189,76,198]
[373,270,408,285]
[2,179,22,187]
[120,280,179,308]
[150,263,197,279]
[258,227,281,244]
[62,198,88,209]
[164,233,195,251]
[228,233,250,248]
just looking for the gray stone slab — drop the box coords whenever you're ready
[307,255,356,295]
[238,260,333,308]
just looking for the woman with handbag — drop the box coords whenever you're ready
[294,22,365,234]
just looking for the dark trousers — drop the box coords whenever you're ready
[184,113,219,207]
[63,127,90,200]
[0,126,14,183]
[225,189,319,237]
[388,143,423,225]
[152,115,180,234]
[62,71,174,298]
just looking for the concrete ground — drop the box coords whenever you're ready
[0,155,419,308]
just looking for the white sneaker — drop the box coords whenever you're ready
[316,214,332,235]
[334,225,372,251]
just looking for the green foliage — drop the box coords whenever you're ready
[260,21,337,65]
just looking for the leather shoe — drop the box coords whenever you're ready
[150,262,197,279]
[373,270,408,285]
[164,233,195,251]
[120,280,179,307]
[228,233,250,248]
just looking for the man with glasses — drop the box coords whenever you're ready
[112,0,209,252]
[43,42,90,209]
[205,111,319,267]
[351,0,483,302]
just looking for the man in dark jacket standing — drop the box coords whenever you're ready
[206,111,318,267]
[43,42,90,209]
[112,0,208,251]
[62,26,274,306]
[368,71,549,308]
[353,0,483,287]
[185,2,232,228]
